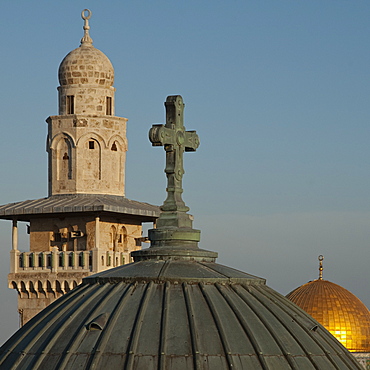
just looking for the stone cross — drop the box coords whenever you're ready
[149,95,199,223]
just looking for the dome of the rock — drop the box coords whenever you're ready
[287,278,370,353]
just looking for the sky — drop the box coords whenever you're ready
[0,0,370,345]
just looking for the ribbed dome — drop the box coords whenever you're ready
[0,259,363,369]
[58,45,114,87]
[287,279,370,353]
[0,95,362,369]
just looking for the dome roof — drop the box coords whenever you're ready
[0,259,363,369]
[58,9,114,88]
[287,279,370,353]
[58,46,114,87]
[0,95,362,370]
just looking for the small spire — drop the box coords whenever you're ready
[318,255,324,280]
[80,9,93,46]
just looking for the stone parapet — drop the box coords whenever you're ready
[8,248,132,325]
[9,249,129,275]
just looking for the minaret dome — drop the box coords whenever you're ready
[57,9,115,116]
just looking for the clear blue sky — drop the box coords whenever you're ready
[1,1,370,344]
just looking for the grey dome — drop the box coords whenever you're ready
[0,256,362,369]
[0,95,362,369]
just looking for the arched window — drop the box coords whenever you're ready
[118,226,128,250]
[64,281,70,293]
[110,140,121,183]
[57,137,73,180]
[110,225,117,250]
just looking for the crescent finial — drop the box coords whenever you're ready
[80,9,93,46]
[318,255,324,280]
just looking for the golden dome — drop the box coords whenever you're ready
[287,278,370,352]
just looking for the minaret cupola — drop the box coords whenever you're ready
[58,9,115,115]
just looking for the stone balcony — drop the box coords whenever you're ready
[8,248,131,302]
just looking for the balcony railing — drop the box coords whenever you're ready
[10,249,128,274]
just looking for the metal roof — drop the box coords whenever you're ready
[0,257,362,370]
[0,194,160,221]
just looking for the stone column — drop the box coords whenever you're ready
[92,216,100,272]
[10,219,19,273]
[12,219,18,250]
[95,216,100,249]
[51,246,59,273]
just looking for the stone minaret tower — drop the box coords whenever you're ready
[0,10,159,325]
[47,9,127,197]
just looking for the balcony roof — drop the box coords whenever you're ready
[0,194,160,222]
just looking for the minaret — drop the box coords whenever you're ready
[0,9,159,325]
[47,9,127,196]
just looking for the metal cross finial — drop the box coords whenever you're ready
[149,96,200,218]
[318,255,324,280]
[136,95,214,253]
[80,9,93,46]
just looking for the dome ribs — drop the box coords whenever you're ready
[0,283,89,367]
[0,283,94,369]
[123,281,155,369]
[35,283,118,369]
[158,281,170,370]
[182,282,202,369]
[55,282,129,369]
[84,282,138,368]
[250,285,352,370]
[233,284,306,369]
[161,282,194,369]
[214,283,274,369]
[198,283,236,369]
[28,283,113,369]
